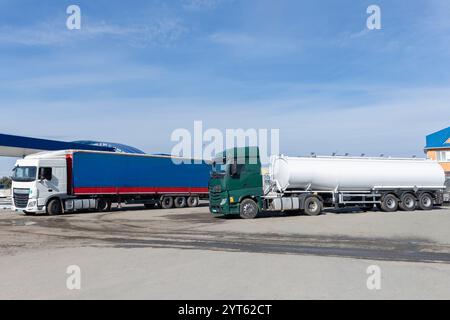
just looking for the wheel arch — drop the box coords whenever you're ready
[46,195,63,208]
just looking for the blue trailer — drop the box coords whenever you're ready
[11,150,210,215]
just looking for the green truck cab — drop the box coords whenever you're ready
[209,147,264,219]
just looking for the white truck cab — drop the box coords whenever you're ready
[11,151,67,214]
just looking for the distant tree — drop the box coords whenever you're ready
[0,177,12,189]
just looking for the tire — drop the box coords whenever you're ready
[47,199,62,216]
[161,196,174,209]
[174,196,187,208]
[418,193,433,211]
[399,193,417,211]
[381,194,399,212]
[304,197,323,216]
[97,198,111,212]
[240,199,259,219]
[187,196,199,207]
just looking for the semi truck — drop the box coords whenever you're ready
[11,150,210,215]
[209,147,446,219]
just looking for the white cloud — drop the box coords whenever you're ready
[0,85,448,157]
[209,32,301,58]
[0,65,163,90]
[0,19,188,47]
[181,0,231,10]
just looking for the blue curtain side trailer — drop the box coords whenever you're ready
[66,150,210,211]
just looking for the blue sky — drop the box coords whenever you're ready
[0,0,449,175]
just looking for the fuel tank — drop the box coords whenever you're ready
[270,155,445,192]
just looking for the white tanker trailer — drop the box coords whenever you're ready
[271,156,445,192]
[208,147,446,219]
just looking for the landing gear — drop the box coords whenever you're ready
[144,203,156,209]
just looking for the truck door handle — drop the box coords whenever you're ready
[48,189,53,192]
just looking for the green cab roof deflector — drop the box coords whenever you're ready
[215,147,260,161]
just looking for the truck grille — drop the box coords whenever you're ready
[209,191,222,203]
[13,189,30,208]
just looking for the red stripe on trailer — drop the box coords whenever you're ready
[73,187,209,195]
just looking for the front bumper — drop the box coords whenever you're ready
[12,200,46,214]
[209,196,240,215]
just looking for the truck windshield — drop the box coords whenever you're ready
[12,166,37,182]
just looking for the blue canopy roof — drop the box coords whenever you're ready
[0,133,114,157]
[72,141,145,154]
[425,127,450,150]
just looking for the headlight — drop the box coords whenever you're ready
[220,198,227,206]
[28,201,37,208]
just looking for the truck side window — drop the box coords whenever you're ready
[39,167,52,181]
[230,161,245,177]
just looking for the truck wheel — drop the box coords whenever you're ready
[161,196,174,209]
[240,199,259,219]
[187,196,199,207]
[174,196,187,208]
[47,199,62,216]
[381,194,399,212]
[304,197,323,216]
[98,198,111,212]
[418,193,433,211]
[399,193,416,211]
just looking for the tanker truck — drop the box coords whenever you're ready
[209,147,446,219]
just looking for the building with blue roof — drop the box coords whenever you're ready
[425,126,450,176]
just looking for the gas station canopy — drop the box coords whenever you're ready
[0,133,114,158]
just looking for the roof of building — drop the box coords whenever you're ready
[0,133,114,157]
[425,127,450,150]
[72,141,145,154]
